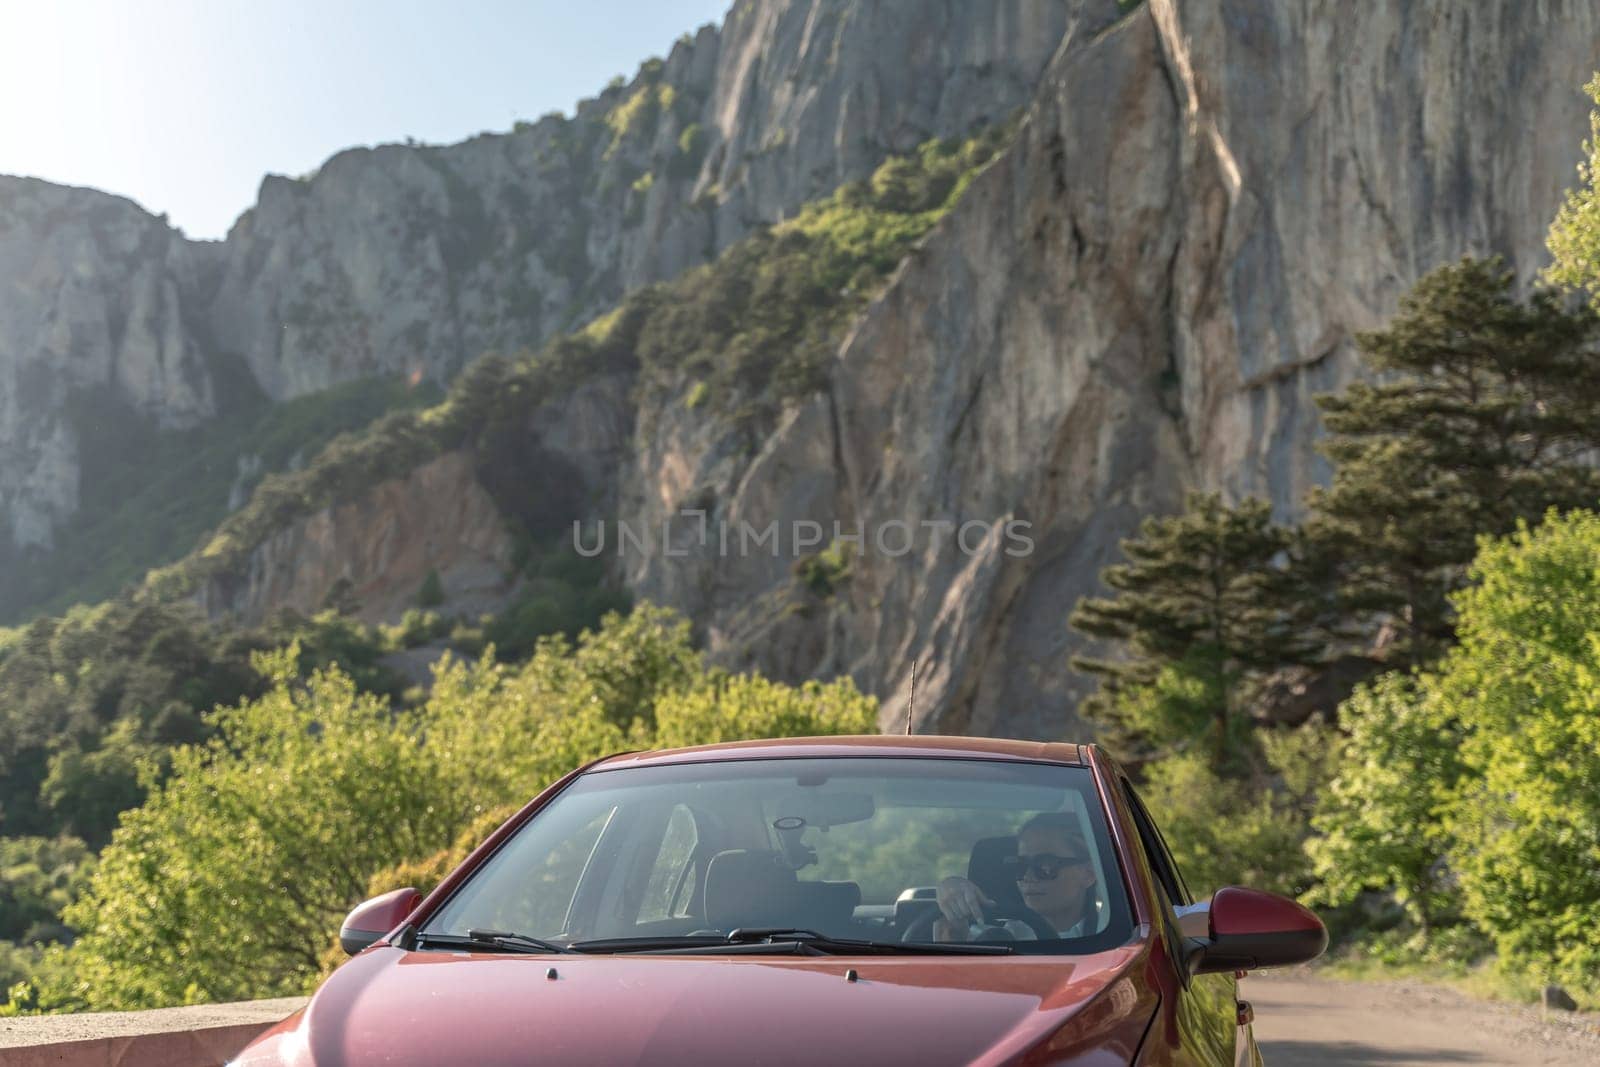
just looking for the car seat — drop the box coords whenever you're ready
[967,835,1026,913]
[702,849,861,933]
[703,849,798,930]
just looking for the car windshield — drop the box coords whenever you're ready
[423,756,1133,955]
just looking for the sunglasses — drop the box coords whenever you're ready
[1001,852,1089,881]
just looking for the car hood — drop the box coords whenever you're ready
[235,943,1152,1066]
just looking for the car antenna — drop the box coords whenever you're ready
[906,658,917,735]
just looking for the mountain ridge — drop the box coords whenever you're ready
[0,0,1079,614]
[3,0,1599,741]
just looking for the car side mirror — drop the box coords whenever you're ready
[1184,886,1327,976]
[339,887,422,956]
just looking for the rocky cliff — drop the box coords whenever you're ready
[0,180,221,551]
[620,0,1600,738]
[0,0,1072,562]
[8,0,1600,741]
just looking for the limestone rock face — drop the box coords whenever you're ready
[618,0,1600,738]
[0,179,217,549]
[0,0,1073,557]
[193,452,515,625]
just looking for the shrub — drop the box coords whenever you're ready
[1139,751,1312,898]
[671,124,709,177]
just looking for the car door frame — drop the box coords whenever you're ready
[1086,746,1239,1066]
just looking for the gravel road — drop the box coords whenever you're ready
[1248,973,1600,1066]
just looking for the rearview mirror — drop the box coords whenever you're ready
[1185,886,1327,976]
[773,789,875,828]
[339,887,422,956]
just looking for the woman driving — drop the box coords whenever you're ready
[933,812,1098,940]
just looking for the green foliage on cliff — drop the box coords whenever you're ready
[634,124,1015,428]
[1544,74,1600,304]
[139,356,525,604]
[605,80,668,158]
[26,606,875,1010]
[671,123,708,177]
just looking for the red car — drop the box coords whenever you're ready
[234,736,1324,1065]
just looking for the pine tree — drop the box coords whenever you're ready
[417,569,445,609]
[1069,493,1319,766]
[1308,257,1600,663]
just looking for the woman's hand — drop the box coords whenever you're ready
[935,876,993,926]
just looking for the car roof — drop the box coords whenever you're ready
[592,734,1087,771]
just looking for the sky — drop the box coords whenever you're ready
[0,0,731,239]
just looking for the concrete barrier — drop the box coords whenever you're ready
[0,997,307,1067]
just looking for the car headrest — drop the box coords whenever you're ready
[968,835,1026,914]
[703,849,797,930]
[806,881,861,927]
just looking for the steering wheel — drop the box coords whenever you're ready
[899,898,1055,943]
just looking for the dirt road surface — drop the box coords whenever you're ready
[1248,973,1600,1066]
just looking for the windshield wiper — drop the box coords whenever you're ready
[414,929,575,954]
[568,929,1012,956]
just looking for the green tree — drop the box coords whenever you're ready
[0,836,92,944]
[1545,74,1600,304]
[416,569,445,609]
[1306,673,1464,931]
[1436,511,1600,990]
[44,605,878,1010]
[56,649,463,1009]
[0,600,258,841]
[38,720,164,849]
[651,672,876,750]
[1070,492,1317,765]
[1308,511,1600,991]
[1309,258,1600,663]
